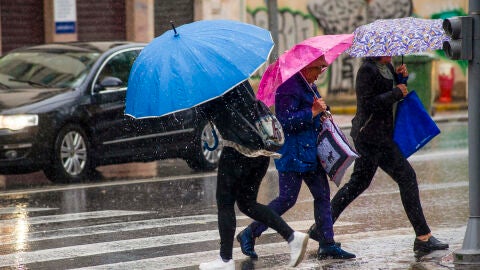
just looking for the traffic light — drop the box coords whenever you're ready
[442,16,473,60]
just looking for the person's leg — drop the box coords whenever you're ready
[303,169,334,244]
[236,157,295,241]
[248,171,303,238]
[304,168,355,259]
[379,141,430,235]
[235,154,309,266]
[215,148,240,261]
[330,142,379,223]
[379,141,448,253]
[200,147,238,270]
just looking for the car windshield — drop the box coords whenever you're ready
[0,50,100,89]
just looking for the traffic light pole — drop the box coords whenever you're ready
[454,0,480,266]
[266,0,279,63]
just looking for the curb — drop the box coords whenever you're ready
[330,105,356,115]
[434,102,468,112]
[330,102,468,115]
[331,104,468,130]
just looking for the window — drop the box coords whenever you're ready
[97,49,141,90]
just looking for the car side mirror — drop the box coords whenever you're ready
[94,76,124,91]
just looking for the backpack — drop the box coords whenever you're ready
[199,81,285,155]
[226,98,284,153]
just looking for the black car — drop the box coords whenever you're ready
[0,41,222,183]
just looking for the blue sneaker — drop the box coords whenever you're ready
[317,243,356,260]
[236,227,258,259]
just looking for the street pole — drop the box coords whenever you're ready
[454,0,480,266]
[266,0,279,63]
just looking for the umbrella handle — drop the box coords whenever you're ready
[204,122,219,151]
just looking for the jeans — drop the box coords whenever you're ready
[250,167,334,244]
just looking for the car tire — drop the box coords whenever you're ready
[44,124,95,183]
[185,120,222,171]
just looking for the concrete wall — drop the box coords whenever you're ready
[194,0,246,21]
[0,0,469,101]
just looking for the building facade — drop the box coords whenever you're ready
[0,0,468,103]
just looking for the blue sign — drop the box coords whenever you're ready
[55,21,76,34]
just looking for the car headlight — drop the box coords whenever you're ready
[0,114,39,130]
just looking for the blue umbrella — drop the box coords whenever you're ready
[125,19,274,118]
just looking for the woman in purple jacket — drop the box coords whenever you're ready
[237,56,355,260]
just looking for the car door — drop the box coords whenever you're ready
[88,47,151,162]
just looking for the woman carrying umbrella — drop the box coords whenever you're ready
[198,80,309,269]
[237,55,356,260]
[322,56,449,255]
[124,19,311,269]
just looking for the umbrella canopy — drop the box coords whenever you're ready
[257,34,354,107]
[125,19,273,118]
[346,17,450,57]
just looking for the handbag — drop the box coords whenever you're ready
[393,90,441,158]
[254,100,285,151]
[225,97,285,153]
[317,116,359,187]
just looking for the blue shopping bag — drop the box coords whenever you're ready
[393,90,441,158]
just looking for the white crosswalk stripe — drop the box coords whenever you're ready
[0,202,466,269]
[1,209,314,269]
[0,214,228,245]
[0,207,57,215]
[0,210,151,228]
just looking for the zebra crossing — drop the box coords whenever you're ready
[0,207,324,269]
[0,179,468,270]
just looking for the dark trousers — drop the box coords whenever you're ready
[250,167,334,244]
[216,147,294,260]
[331,139,431,236]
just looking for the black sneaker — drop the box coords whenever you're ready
[413,236,449,254]
[308,223,341,247]
[307,223,320,242]
[236,227,258,259]
[317,243,355,260]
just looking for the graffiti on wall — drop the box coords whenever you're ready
[247,7,316,50]
[247,7,334,89]
[367,0,413,21]
[307,0,366,35]
[307,0,413,96]
[246,7,322,82]
[247,0,413,97]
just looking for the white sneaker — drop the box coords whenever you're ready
[199,257,235,270]
[288,231,309,267]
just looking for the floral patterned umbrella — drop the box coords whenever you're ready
[346,17,450,57]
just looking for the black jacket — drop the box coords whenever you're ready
[198,81,264,150]
[351,59,404,144]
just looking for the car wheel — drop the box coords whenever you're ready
[185,120,222,171]
[44,124,94,183]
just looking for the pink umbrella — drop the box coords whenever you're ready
[257,34,354,106]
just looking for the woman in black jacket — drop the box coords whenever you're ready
[330,56,448,255]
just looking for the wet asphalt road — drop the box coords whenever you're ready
[0,119,472,269]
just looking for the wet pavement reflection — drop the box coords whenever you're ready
[0,120,472,269]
